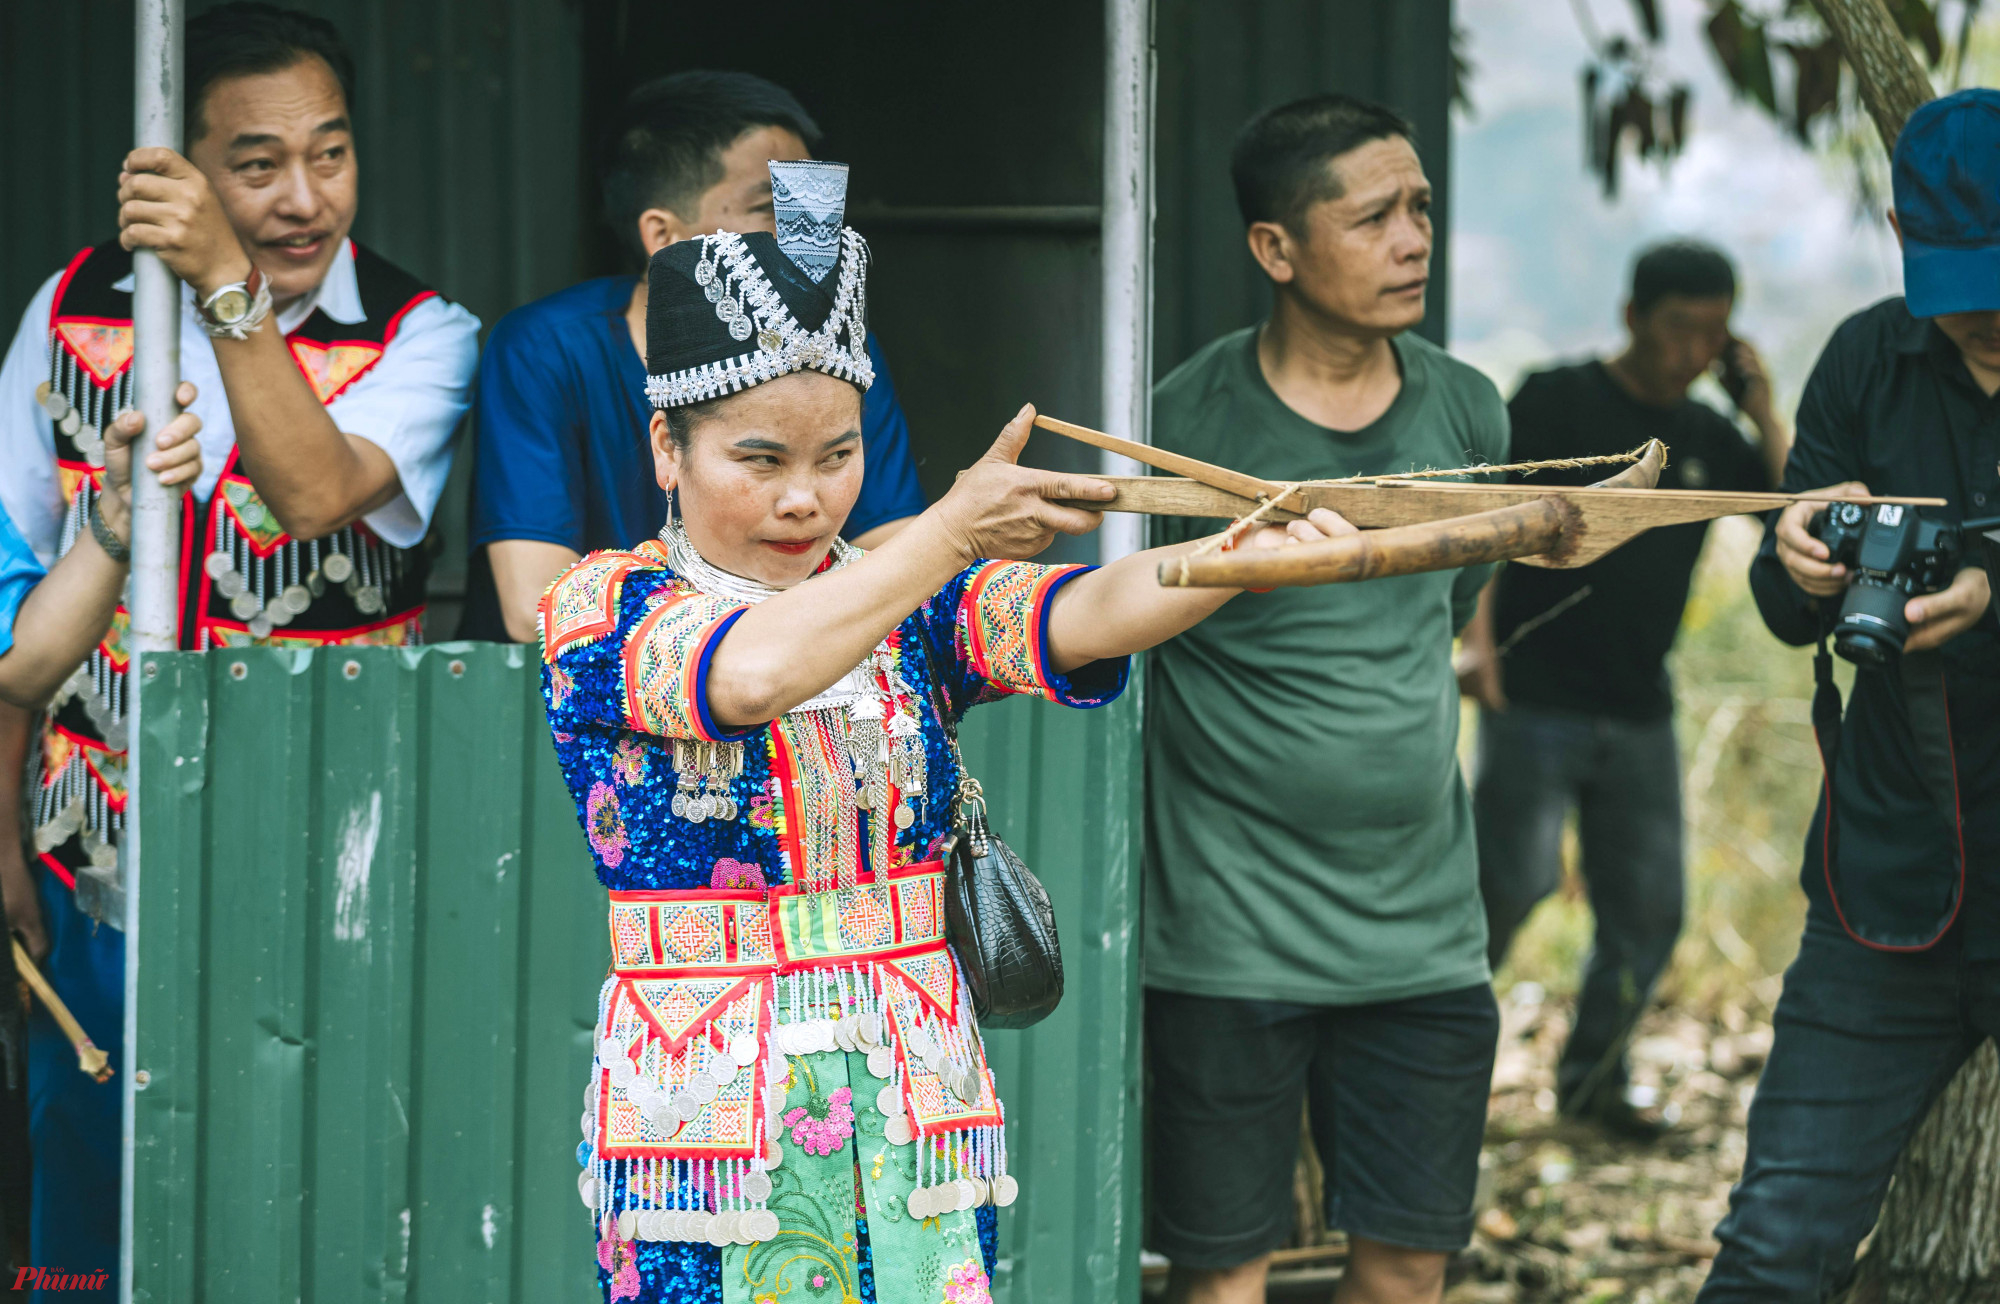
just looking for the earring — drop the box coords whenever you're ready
[660,482,678,540]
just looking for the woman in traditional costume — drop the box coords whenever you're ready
[540,161,1350,1304]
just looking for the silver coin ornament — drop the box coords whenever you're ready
[282,584,312,614]
[322,552,354,583]
[906,1190,928,1220]
[729,1034,760,1067]
[59,409,80,436]
[885,1114,914,1146]
[577,1170,597,1208]
[740,1169,773,1202]
[705,1214,734,1247]
[37,383,66,417]
[248,614,275,639]
[866,1047,894,1079]
[205,551,233,579]
[994,1174,1020,1207]
[216,571,245,599]
[876,1084,904,1117]
[688,1076,719,1104]
[956,1178,979,1212]
[859,1012,884,1046]
[355,585,385,615]
[229,592,261,621]
[615,1209,638,1241]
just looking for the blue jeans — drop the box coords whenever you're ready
[1473,705,1684,1103]
[1698,923,2000,1302]
[25,868,122,1302]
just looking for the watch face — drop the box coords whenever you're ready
[210,288,251,324]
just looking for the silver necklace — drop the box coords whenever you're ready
[656,520,926,855]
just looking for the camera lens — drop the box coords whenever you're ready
[1833,578,1909,667]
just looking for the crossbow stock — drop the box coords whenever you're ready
[1034,415,1945,589]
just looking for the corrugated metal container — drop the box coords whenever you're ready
[131,644,1140,1303]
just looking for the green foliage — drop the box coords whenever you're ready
[1573,0,1982,199]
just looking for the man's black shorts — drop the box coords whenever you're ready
[1144,983,1499,1268]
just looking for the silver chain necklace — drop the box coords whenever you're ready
[655,517,925,862]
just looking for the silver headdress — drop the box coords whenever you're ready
[642,160,874,410]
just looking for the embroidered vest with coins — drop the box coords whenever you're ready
[32,240,436,919]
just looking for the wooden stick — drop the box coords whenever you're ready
[13,936,112,1082]
[1029,414,1283,502]
[1164,498,1576,588]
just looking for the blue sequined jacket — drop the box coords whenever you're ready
[538,541,1129,894]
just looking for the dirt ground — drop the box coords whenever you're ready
[1444,985,1776,1304]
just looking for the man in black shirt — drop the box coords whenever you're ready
[1698,91,1999,1301]
[1458,241,1788,1138]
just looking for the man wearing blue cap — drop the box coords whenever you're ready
[1699,89,2000,1300]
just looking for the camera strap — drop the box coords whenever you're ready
[1809,635,1966,951]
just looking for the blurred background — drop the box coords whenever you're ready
[1428,3,1992,1301]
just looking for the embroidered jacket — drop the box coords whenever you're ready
[32,239,447,906]
[539,541,1127,893]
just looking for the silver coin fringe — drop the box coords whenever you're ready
[579,959,1020,1245]
[41,334,127,470]
[201,513,409,647]
[35,342,133,886]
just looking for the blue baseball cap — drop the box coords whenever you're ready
[1894,89,2000,318]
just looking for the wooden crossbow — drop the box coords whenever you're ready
[1033,415,1946,588]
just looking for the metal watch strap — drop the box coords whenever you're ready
[197,266,271,339]
[88,498,131,563]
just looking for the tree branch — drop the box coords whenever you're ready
[1810,0,1936,148]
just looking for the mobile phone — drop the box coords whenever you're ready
[1716,337,1750,406]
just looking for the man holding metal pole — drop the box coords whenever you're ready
[0,3,478,1285]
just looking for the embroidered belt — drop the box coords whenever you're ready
[608,859,947,974]
[591,862,999,1166]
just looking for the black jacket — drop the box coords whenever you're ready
[1751,298,2000,955]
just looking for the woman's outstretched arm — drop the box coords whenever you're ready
[1042,511,1356,673]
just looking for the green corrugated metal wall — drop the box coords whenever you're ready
[132,643,1140,1303]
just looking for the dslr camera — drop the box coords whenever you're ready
[1810,503,2000,666]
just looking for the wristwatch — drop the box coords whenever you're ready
[197,266,272,339]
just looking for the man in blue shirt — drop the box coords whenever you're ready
[461,72,926,641]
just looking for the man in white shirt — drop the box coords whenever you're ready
[0,5,477,1287]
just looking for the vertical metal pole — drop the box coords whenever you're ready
[129,0,185,652]
[1099,0,1156,564]
[125,2,183,1297]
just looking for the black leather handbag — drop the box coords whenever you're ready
[912,621,1064,1030]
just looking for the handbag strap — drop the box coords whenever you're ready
[908,612,990,851]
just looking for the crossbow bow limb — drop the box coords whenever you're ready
[1032,415,1945,589]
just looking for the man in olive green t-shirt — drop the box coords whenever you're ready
[1143,95,1508,1304]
